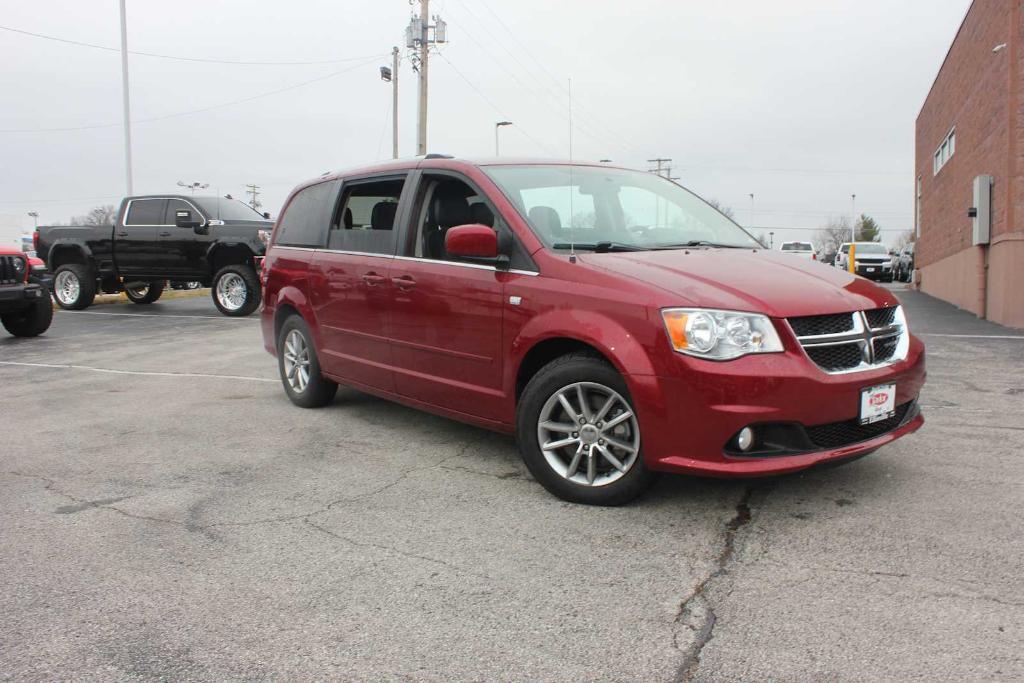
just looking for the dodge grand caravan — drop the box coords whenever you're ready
[261,157,925,505]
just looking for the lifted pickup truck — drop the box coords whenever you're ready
[36,195,272,316]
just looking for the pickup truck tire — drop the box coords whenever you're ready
[52,263,96,310]
[277,314,338,408]
[124,280,165,304]
[212,264,261,317]
[516,352,658,506]
[1,296,54,337]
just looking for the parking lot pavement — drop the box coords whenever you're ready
[1,294,1021,681]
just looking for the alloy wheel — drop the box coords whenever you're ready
[536,381,640,487]
[282,329,311,393]
[216,273,247,311]
[54,270,80,306]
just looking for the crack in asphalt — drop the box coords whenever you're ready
[672,483,773,683]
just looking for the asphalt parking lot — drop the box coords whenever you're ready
[1,287,1022,681]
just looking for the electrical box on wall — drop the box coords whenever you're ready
[972,175,993,245]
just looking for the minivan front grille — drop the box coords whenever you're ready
[806,402,914,449]
[788,307,907,374]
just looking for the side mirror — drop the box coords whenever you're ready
[262,212,271,219]
[445,223,499,259]
[176,210,207,234]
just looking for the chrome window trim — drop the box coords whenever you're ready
[123,197,206,228]
[790,307,909,375]
[268,246,538,275]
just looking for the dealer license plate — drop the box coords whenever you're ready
[860,384,896,425]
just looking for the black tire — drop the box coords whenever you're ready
[1,296,54,337]
[212,264,261,317]
[277,315,338,408]
[516,352,658,505]
[124,280,165,304]
[51,263,96,310]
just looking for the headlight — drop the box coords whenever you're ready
[11,256,26,279]
[662,308,784,360]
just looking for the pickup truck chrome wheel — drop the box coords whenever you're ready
[216,273,247,311]
[54,270,80,306]
[282,329,311,393]
[537,381,640,487]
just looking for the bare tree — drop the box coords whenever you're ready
[70,205,117,226]
[815,216,853,255]
[707,198,735,220]
[893,229,915,250]
[753,231,769,248]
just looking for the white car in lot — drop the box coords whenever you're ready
[779,241,817,261]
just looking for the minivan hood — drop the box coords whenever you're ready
[582,248,896,318]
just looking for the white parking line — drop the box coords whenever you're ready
[0,361,276,383]
[63,310,258,321]
[922,333,1024,340]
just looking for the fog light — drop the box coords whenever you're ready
[736,427,754,452]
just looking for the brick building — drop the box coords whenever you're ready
[915,0,1024,328]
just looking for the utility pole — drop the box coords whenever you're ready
[118,0,134,195]
[245,184,262,211]
[647,158,672,178]
[391,47,399,159]
[406,2,446,155]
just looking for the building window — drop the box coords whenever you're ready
[933,127,955,175]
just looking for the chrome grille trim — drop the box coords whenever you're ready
[788,306,909,375]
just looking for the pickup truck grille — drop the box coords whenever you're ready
[787,306,908,374]
[0,255,25,285]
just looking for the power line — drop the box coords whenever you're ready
[0,56,384,133]
[435,51,557,155]
[0,24,385,66]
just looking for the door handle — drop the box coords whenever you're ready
[116,231,128,237]
[391,275,416,290]
[361,273,387,286]
[158,231,171,237]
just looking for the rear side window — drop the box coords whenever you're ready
[125,199,167,226]
[327,176,406,254]
[275,181,337,248]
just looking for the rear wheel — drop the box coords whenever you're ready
[52,263,96,310]
[277,315,337,408]
[1,296,53,337]
[212,264,261,317]
[124,280,165,304]
[516,353,657,505]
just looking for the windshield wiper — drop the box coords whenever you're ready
[551,241,647,253]
[658,240,748,249]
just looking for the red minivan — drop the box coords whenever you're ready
[261,157,925,505]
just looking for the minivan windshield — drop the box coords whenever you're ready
[484,165,761,251]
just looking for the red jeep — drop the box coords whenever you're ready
[1,246,53,337]
[260,158,925,505]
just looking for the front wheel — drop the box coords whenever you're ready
[212,264,261,317]
[1,296,54,337]
[277,315,338,408]
[516,353,657,505]
[124,280,165,304]
[52,263,96,310]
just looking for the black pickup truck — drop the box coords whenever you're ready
[36,195,272,316]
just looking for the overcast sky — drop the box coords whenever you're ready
[0,0,970,248]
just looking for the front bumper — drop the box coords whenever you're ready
[855,263,893,280]
[631,334,926,477]
[0,283,48,313]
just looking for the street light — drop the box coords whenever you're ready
[769,231,775,249]
[851,193,857,242]
[27,211,38,228]
[381,46,399,159]
[749,193,755,229]
[495,121,513,156]
[177,181,209,195]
